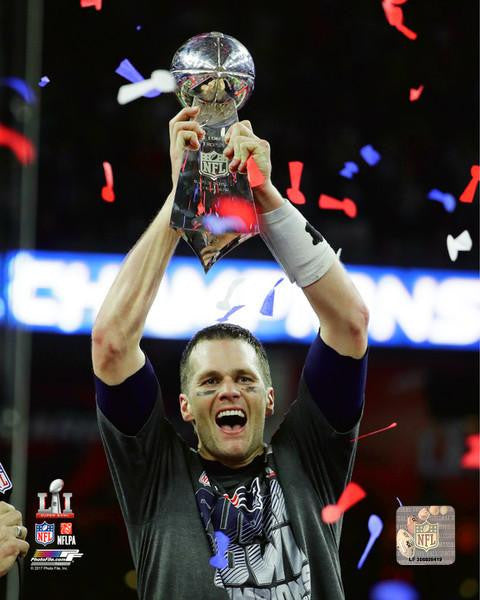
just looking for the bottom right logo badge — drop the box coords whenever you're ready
[396,505,455,565]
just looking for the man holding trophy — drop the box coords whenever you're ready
[92,33,369,599]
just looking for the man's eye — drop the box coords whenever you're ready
[203,378,217,385]
[239,376,253,383]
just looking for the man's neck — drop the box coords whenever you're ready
[198,445,265,469]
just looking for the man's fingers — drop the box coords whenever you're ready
[0,509,22,527]
[17,539,29,558]
[9,525,27,541]
[169,105,200,131]
[224,121,256,146]
[177,130,201,151]
[172,120,205,140]
[0,502,14,515]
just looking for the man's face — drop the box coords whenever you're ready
[179,339,274,468]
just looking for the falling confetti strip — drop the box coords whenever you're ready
[318,194,357,218]
[117,70,176,105]
[396,497,403,507]
[217,305,245,323]
[459,165,480,203]
[382,0,418,40]
[446,230,472,262]
[260,278,284,317]
[209,531,230,569]
[0,77,36,103]
[321,482,366,524]
[357,514,383,569]
[38,76,50,87]
[216,277,245,311]
[350,422,397,442]
[339,161,359,179]
[80,0,102,9]
[286,161,306,204]
[360,144,381,166]
[246,156,265,188]
[115,59,161,99]
[0,123,36,164]
[461,434,479,469]
[409,85,424,101]
[427,189,456,212]
[101,161,115,203]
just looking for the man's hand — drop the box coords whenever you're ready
[223,120,272,183]
[222,121,283,213]
[169,106,205,188]
[0,502,29,578]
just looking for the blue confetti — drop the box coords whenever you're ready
[360,144,381,166]
[260,278,284,317]
[38,76,50,88]
[339,161,359,179]
[115,59,160,98]
[209,531,230,569]
[217,305,245,323]
[427,189,456,212]
[370,580,419,600]
[396,497,403,507]
[0,77,36,103]
[357,514,383,569]
[203,215,245,235]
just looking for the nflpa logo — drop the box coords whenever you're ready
[60,522,73,535]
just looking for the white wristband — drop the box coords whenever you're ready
[259,199,337,288]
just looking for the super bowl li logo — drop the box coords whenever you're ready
[31,478,83,571]
[35,478,76,545]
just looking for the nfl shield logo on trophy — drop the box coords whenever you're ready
[200,150,229,179]
[35,522,55,546]
[414,520,439,552]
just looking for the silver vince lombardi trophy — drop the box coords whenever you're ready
[170,32,259,272]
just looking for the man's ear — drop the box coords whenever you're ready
[265,387,275,417]
[179,393,195,423]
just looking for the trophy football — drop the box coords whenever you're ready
[170,32,259,272]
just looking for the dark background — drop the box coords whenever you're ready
[0,0,478,599]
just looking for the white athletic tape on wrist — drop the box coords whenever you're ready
[259,199,337,288]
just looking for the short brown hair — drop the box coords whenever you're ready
[180,323,272,393]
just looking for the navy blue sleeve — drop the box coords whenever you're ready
[93,354,161,435]
[303,332,368,432]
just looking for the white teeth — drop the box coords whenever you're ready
[216,409,246,419]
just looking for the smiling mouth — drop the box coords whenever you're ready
[215,412,247,434]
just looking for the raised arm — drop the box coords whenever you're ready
[91,106,205,384]
[223,122,369,359]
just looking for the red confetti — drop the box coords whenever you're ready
[214,196,257,232]
[80,0,102,9]
[382,0,417,40]
[246,156,266,188]
[350,422,397,442]
[101,161,115,203]
[322,482,366,524]
[318,193,357,218]
[0,123,36,165]
[461,434,480,469]
[286,161,306,205]
[459,165,480,203]
[409,85,424,101]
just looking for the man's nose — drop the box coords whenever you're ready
[218,378,241,399]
